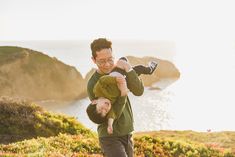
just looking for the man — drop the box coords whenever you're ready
[86,38,144,157]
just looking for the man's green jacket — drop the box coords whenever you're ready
[87,70,144,137]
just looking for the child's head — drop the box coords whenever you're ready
[86,97,111,124]
[96,97,111,117]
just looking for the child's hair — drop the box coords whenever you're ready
[90,38,112,59]
[86,103,106,124]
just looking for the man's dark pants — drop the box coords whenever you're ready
[99,134,133,157]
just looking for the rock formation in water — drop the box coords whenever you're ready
[0,46,180,101]
[126,56,180,88]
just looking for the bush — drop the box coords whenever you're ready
[0,96,95,144]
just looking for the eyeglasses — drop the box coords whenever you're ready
[96,57,114,66]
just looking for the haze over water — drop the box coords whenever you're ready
[1,40,235,132]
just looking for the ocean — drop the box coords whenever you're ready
[1,40,235,132]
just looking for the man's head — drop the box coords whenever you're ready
[90,38,115,74]
[86,97,111,124]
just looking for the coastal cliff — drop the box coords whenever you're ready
[0,46,86,101]
[0,46,180,102]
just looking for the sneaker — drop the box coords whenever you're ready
[148,61,158,74]
[119,57,128,62]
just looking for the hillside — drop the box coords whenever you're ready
[0,46,180,102]
[0,96,94,144]
[0,46,86,101]
[135,130,235,153]
[0,97,234,156]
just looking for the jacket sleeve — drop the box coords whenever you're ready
[107,108,116,119]
[126,70,144,96]
[112,96,127,119]
[87,81,96,101]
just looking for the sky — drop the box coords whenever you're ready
[1,0,235,131]
[2,0,235,72]
[1,0,235,41]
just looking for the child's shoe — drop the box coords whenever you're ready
[148,61,158,74]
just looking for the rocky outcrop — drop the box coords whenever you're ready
[0,46,86,101]
[0,46,180,102]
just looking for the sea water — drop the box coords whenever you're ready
[1,40,235,132]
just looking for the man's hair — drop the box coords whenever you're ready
[86,103,106,124]
[90,38,112,59]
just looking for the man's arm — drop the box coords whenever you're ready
[116,60,144,96]
[126,70,144,96]
[87,78,97,101]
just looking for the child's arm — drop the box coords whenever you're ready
[116,76,128,96]
[106,106,115,133]
[110,76,128,119]
[107,108,116,119]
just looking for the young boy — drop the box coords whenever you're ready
[88,57,158,134]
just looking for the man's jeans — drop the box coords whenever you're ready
[99,134,133,157]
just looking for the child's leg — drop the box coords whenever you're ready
[133,61,158,76]
[119,57,149,76]
[133,65,151,76]
[118,57,158,75]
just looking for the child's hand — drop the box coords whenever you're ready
[116,76,128,96]
[107,126,113,134]
[116,59,132,72]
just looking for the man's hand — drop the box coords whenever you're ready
[115,59,132,72]
[116,76,128,96]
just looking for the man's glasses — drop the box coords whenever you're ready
[96,57,114,66]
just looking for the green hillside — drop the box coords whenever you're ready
[0,97,234,156]
[1,133,234,156]
[0,96,94,144]
[136,130,235,151]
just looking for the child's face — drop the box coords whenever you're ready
[96,98,111,117]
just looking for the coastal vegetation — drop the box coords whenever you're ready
[0,97,234,156]
[1,46,233,156]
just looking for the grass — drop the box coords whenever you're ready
[0,46,26,65]
[0,46,64,74]
[0,96,95,144]
[0,96,235,156]
[135,130,235,150]
[1,133,234,156]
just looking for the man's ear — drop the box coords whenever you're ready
[92,57,96,64]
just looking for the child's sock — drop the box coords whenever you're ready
[148,61,158,74]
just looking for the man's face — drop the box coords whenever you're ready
[93,48,115,74]
[96,97,111,117]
